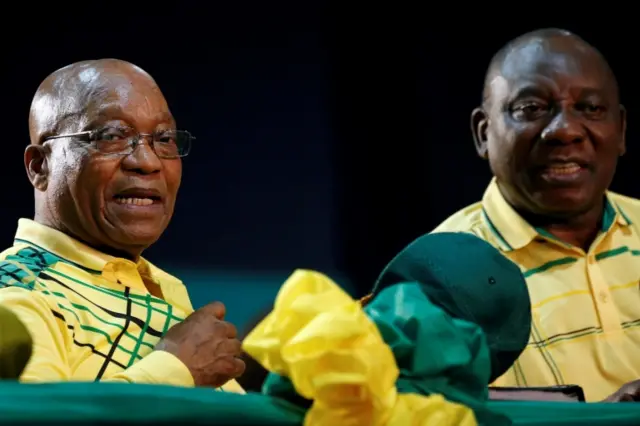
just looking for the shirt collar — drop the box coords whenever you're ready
[14,219,192,312]
[481,178,630,252]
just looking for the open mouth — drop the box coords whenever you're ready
[538,160,589,184]
[543,162,583,175]
[113,189,163,206]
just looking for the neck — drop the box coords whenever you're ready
[518,198,605,251]
[34,213,142,262]
[92,244,141,262]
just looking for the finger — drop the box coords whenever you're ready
[201,302,226,320]
[230,338,242,355]
[231,357,246,378]
[218,337,242,356]
[224,321,238,339]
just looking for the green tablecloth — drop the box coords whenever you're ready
[0,381,639,425]
[0,381,303,425]
[489,401,640,426]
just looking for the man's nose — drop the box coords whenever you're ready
[541,110,585,145]
[121,136,162,174]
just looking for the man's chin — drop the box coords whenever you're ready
[102,219,166,256]
[533,189,595,218]
[119,231,161,248]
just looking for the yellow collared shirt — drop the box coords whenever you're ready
[0,219,243,393]
[434,179,640,401]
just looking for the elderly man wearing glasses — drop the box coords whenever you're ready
[0,59,245,392]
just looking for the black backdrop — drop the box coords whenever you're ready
[0,6,635,300]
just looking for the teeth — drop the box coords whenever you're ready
[115,197,154,206]
[546,162,581,175]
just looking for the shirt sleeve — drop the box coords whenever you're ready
[109,351,245,392]
[106,350,195,386]
[0,287,244,393]
[0,286,73,382]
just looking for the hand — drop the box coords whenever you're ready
[602,380,640,402]
[155,302,245,387]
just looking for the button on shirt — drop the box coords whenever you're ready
[433,179,640,401]
[0,219,243,393]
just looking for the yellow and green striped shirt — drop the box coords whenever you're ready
[0,219,243,393]
[434,179,640,401]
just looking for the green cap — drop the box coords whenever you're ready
[372,232,531,382]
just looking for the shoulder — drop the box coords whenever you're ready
[431,201,493,239]
[432,201,484,232]
[0,243,54,291]
[0,244,66,320]
[0,244,69,321]
[608,191,640,221]
[431,201,512,253]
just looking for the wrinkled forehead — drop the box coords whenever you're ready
[491,41,615,103]
[44,67,173,133]
[84,70,173,126]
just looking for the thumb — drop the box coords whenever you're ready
[203,301,226,320]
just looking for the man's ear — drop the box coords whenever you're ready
[471,107,489,159]
[619,104,627,157]
[24,144,49,191]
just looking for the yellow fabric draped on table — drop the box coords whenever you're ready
[243,269,477,426]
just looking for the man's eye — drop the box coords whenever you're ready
[97,128,127,141]
[512,103,548,120]
[580,103,607,116]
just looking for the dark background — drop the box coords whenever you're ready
[0,6,634,325]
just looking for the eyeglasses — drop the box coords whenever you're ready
[43,126,194,159]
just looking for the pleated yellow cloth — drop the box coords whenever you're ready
[243,269,477,426]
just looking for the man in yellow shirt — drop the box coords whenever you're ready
[434,28,640,402]
[0,59,244,392]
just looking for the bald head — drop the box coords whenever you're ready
[471,27,626,228]
[28,59,166,145]
[25,59,181,260]
[482,29,618,106]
